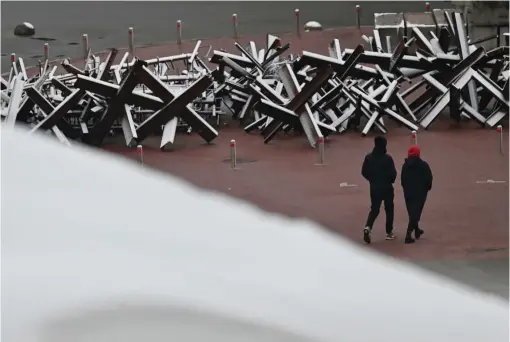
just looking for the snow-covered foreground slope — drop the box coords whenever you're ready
[1,128,508,342]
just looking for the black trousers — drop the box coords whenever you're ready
[365,186,394,234]
[405,193,428,235]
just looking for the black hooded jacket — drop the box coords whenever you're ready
[361,137,397,190]
[401,157,433,198]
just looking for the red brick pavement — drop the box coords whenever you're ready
[105,119,509,262]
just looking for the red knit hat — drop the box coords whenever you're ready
[408,145,420,158]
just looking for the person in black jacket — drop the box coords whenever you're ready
[361,136,397,244]
[401,145,433,244]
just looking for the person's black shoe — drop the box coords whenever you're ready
[415,229,424,240]
[363,227,371,244]
[405,236,416,244]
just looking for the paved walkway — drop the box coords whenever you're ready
[105,121,509,297]
[106,122,509,262]
[1,1,451,71]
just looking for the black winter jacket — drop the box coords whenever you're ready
[361,146,397,190]
[401,157,433,198]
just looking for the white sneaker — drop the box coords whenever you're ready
[385,233,396,240]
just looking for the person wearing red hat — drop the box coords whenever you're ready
[361,136,397,244]
[401,145,433,244]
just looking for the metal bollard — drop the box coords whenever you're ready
[232,14,238,39]
[317,137,325,165]
[230,139,237,169]
[128,27,135,56]
[497,125,503,154]
[411,130,418,145]
[82,34,89,60]
[425,2,431,11]
[295,9,301,37]
[177,20,182,45]
[9,53,18,80]
[43,43,49,61]
[137,145,144,166]
[355,5,361,29]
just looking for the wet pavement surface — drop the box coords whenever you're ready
[1,1,450,71]
[416,259,508,299]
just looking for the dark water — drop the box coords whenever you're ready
[1,1,450,72]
